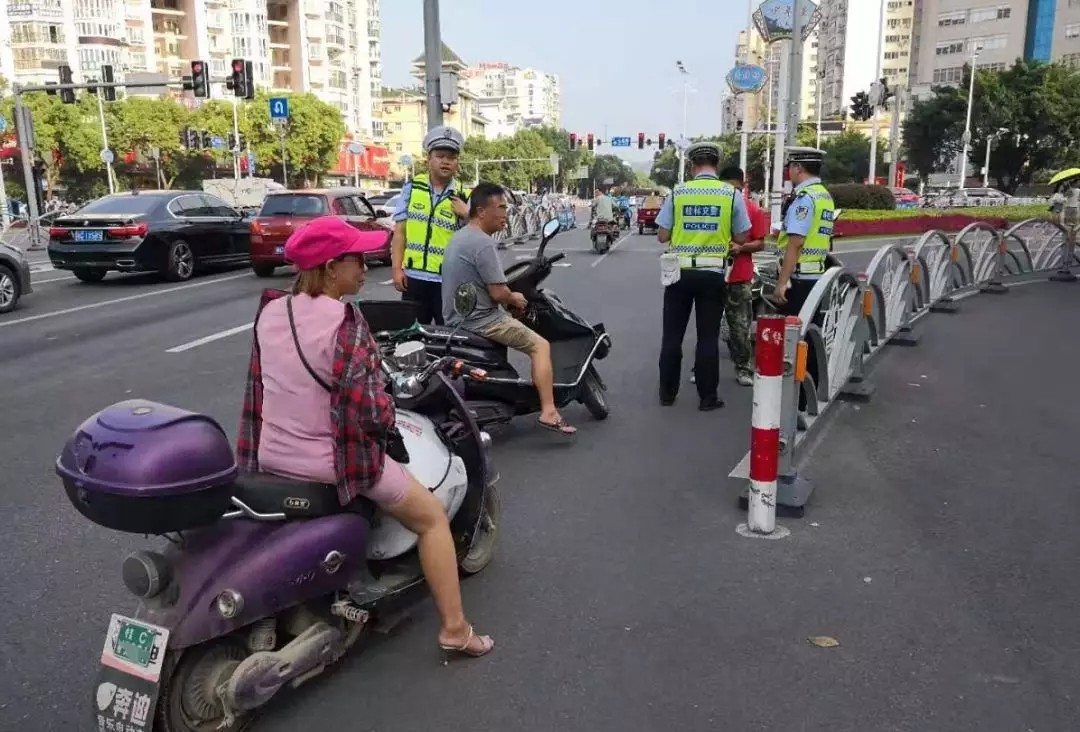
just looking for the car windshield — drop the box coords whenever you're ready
[385,194,402,209]
[259,194,328,216]
[75,196,162,215]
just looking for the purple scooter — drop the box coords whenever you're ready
[60,326,499,731]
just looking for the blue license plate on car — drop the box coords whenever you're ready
[74,230,104,242]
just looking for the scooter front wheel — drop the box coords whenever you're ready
[156,640,252,732]
[459,483,500,576]
[580,366,610,420]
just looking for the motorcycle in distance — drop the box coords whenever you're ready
[375,219,613,431]
[589,217,618,254]
[59,294,499,732]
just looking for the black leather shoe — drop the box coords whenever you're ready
[698,395,725,411]
[659,388,677,406]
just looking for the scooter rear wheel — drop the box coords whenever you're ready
[156,640,251,732]
[580,366,610,420]
[459,483,500,576]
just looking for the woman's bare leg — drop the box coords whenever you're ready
[382,477,493,655]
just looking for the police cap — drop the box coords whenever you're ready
[685,141,722,164]
[785,146,825,165]
[423,125,465,153]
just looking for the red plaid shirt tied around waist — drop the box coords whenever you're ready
[237,289,395,505]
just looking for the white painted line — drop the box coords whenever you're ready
[32,274,75,285]
[379,279,393,285]
[30,263,55,274]
[553,262,572,267]
[167,322,253,353]
[590,233,632,268]
[0,272,250,329]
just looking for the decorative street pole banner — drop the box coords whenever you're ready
[752,0,822,43]
[726,63,769,94]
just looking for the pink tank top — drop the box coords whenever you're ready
[256,294,346,483]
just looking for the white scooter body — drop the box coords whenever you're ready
[364,409,468,560]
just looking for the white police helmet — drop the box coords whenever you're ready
[423,126,465,154]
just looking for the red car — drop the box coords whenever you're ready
[637,194,664,234]
[889,187,922,210]
[249,188,391,277]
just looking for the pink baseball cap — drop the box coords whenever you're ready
[284,216,388,270]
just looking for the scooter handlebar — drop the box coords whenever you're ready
[547,252,566,264]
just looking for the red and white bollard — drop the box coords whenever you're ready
[747,315,786,535]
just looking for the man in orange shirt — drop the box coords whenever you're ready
[720,166,768,385]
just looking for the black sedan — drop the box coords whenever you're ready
[47,191,251,282]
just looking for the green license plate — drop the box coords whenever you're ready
[113,621,160,668]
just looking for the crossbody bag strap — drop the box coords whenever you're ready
[286,295,332,393]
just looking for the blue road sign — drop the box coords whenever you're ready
[611,136,632,147]
[211,136,225,150]
[269,97,289,120]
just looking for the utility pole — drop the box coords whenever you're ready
[867,0,886,184]
[677,60,690,184]
[770,41,791,228]
[422,0,444,129]
[786,0,804,147]
[887,87,904,188]
[738,0,754,178]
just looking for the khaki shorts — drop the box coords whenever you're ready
[480,315,543,355]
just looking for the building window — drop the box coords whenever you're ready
[969,6,1010,23]
[932,66,964,84]
[938,11,967,26]
[936,41,964,55]
[1067,23,1080,39]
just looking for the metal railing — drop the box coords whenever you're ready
[494,198,577,249]
[788,218,1077,442]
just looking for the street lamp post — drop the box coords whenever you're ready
[815,69,824,149]
[677,60,690,184]
[983,128,1008,187]
[867,0,886,184]
[958,45,981,189]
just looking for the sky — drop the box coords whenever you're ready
[380,0,744,166]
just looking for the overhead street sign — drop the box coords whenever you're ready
[269,97,289,120]
[347,141,365,155]
[611,136,632,147]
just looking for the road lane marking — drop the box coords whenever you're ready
[590,233,632,268]
[32,274,75,284]
[0,272,251,329]
[166,322,253,352]
[30,263,55,274]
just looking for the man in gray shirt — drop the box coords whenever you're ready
[441,182,576,436]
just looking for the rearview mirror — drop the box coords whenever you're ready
[453,283,478,318]
[542,218,560,238]
[374,209,389,218]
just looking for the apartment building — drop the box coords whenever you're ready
[817,0,884,118]
[379,86,488,179]
[461,61,562,136]
[0,0,382,140]
[883,0,917,89]
[726,25,817,133]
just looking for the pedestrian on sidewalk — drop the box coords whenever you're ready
[656,141,751,411]
[719,166,768,386]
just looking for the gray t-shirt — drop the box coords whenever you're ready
[441,224,507,330]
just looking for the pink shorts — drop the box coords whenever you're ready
[361,456,412,508]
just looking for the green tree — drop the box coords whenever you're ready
[820,129,886,183]
[246,92,346,186]
[591,154,635,188]
[109,96,191,188]
[902,83,965,185]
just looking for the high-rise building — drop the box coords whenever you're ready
[817,0,883,118]
[462,61,561,136]
[882,0,917,89]
[0,0,383,140]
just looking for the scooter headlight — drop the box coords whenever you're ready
[479,431,493,451]
[122,551,171,599]
[216,589,244,619]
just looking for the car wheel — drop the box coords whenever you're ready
[0,264,20,314]
[73,268,107,283]
[164,240,196,282]
[252,263,277,278]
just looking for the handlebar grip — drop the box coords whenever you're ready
[548,252,566,264]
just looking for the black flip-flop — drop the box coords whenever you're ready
[537,418,577,437]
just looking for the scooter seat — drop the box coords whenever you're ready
[231,472,374,520]
[421,324,503,350]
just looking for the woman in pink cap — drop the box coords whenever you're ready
[236,216,493,659]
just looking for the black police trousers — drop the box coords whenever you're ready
[402,277,444,326]
[779,276,819,318]
[659,269,727,400]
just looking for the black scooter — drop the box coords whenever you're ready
[368,219,613,429]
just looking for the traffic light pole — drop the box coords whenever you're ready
[12,93,41,248]
[95,91,116,194]
[867,0,886,184]
[887,88,904,188]
[231,99,241,183]
[422,0,444,130]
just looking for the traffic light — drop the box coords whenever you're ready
[849,92,872,121]
[587,133,594,151]
[638,132,645,150]
[879,77,893,107]
[191,60,210,99]
[58,65,75,104]
[181,127,197,150]
[569,133,577,150]
[736,120,744,132]
[658,132,666,149]
[231,59,255,99]
[101,64,116,101]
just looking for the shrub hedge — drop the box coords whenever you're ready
[826,183,896,210]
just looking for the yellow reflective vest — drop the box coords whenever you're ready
[668,177,736,269]
[777,181,835,276]
[402,174,471,276]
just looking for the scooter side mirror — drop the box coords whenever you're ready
[537,218,560,256]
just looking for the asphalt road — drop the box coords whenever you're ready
[6,221,1059,732]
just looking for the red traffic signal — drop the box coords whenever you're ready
[638,133,645,150]
[658,132,666,149]
[191,59,210,99]
[569,133,577,150]
[587,133,594,151]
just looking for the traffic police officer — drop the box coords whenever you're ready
[656,141,752,411]
[774,146,835,317]
[391,126,471,325]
